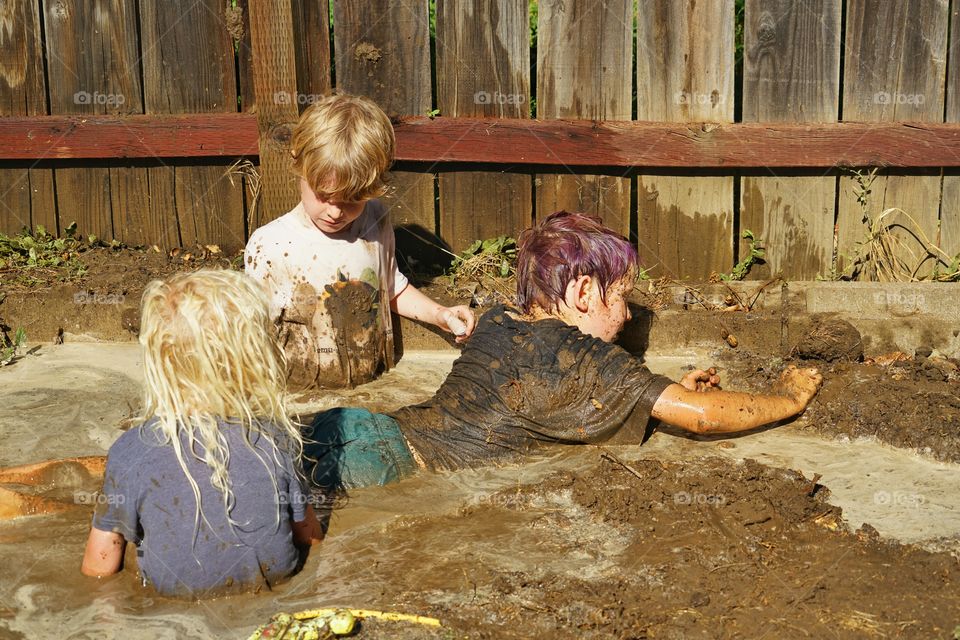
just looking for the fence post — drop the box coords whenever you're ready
[247,0,300,228]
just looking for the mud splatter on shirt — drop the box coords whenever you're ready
[391,306,674,471]
[245,201,408,390]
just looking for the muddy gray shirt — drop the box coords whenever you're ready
[92,420,307,597]
[391,306,674,471]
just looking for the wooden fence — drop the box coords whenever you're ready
[1,0,959,281]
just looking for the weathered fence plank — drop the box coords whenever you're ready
[838,0,948,278]
[141,0,245,251]
[43,0,143,242]
[235,0,257,113]
[938,2,960,262]
[248,0,301,229]
[291,0,332,109]
[637,0,735,279]
[741,0,840,280]
[0,0,53,235]
[333,0,435,260]
[437,1,531,252]
[536,0,632,235]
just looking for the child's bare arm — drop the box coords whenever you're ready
[292,504,324,547]
[391,284,476,341]
[81,528,125,577]
[652,365,822,435]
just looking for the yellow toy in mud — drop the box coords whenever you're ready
[248,608,440,639]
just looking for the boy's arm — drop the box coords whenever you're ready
[291,504,324,547]
[81,528,126,577]
[391,284,476,342]
[652,365,822,435]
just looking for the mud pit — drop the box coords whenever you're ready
[1,345,959,638]
[1,251,959,638]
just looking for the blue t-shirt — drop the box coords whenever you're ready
[92,419,308,597]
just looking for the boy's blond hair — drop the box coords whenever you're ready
[138,269,301,533]
[291,93,395,202]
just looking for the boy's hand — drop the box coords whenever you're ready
[437,306,476,343]
[779,365,823,407]
[680,367,721,392]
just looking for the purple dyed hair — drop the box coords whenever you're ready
[516,211,639,314]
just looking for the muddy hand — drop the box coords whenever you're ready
[680,367,722,392]
[439,306,476,343]
[780,364,823,406]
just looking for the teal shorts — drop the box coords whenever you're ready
[302,408,417,490]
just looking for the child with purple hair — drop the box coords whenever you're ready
[303,211,822,488]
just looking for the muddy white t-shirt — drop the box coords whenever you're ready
[245,200,408,389]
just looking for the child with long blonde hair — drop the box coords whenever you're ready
[81,269,321,597]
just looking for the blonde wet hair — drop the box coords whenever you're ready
[291,92,395,202]
[138,269,301,532]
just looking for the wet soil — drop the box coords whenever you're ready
[713,347,960,464]
[313,456,960,639]
[793,318,865,362]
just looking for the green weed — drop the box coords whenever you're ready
[720,230,765,281]
[447,236,518,303]
[0,326,26,366]
[449,236,517,281]
[0,223,90,285]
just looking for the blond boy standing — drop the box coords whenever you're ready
[245,93,474,389]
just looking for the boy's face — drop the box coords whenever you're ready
[299,178,368,234]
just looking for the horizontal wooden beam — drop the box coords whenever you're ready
[3,114,960,168]
[0,114,260,159]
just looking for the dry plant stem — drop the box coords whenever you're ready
[227,159,262,234]
[597,447,646,480]
[855,207,956,282]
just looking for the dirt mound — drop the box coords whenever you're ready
[793,317,864,362]
[713,345,960,462]
[353,456,960,639]
[800,359,960,461]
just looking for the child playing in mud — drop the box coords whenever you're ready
[79,269,322,597]
[303,211,823,489]
[245,92,475,390]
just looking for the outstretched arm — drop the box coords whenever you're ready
[391,284,476,342]
[652,365,822,435]
[81,528,125,577]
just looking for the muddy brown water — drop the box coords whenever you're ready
[1,345,959,638]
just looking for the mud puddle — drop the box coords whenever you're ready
[1,345,959,638]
